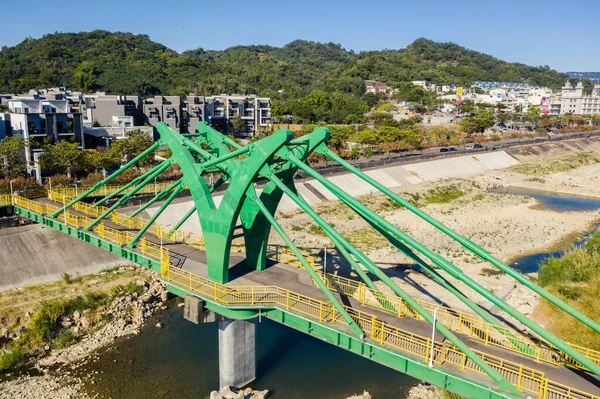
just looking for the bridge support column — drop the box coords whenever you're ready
[218,318,256,389]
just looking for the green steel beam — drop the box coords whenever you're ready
[94,162,169,207]
[292,190,391,309]
[248,189,366,338]
[320,146,600,336]
[130,179,183,218]
[291,153,600,377]
[83,161,173,231]
[127,185,184,248]
[49,141,161,218]
[351,203,534,355]
[167,177,225,237]
[264,171,521,396]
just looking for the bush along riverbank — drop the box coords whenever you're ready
[0,266,168,399]
[534,230,600,349]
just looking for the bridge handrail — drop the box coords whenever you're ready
[48,190,315,268]
[49,182,176,198]
[315,270,563,368]
[162,263,598,399]
[0,194,12,207]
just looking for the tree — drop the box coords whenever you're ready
[109,130,155,167]
[349,149,360,162]
[231,115,245,133]
[39,139,84,177]
[72,61,97,92]
[0,136,27,178]
[459,110,495,135]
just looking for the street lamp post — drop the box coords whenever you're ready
[428,305,441,368]
[323,247,327,274]
[9,180,14,205]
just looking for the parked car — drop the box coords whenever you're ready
[439,148,449,153]
[448,147,458,151]
[465,144,474,150]
[474,143,484,149]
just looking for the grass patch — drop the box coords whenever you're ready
[471,193,485,201]
[511,151,600,176]
[534,230,600,349]
[525,177,546,183]
[308,223,328,236]
[424,186,465,204]
[344,226,389,251]
[0,346,25,371]
[479,267,504,277]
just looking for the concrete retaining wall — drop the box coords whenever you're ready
[505,137,600,163]
[0,225,125,291]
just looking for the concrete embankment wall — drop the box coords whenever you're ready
[0,225,125,291]
[505,136,600,163]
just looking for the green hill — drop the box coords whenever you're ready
[0,31,571,123]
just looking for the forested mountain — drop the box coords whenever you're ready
[0,31,572,123]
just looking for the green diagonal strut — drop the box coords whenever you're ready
[289,151,600,377]
[319,145,600,336]
[262,169,521,396]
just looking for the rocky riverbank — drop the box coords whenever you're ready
[0,266,168,399]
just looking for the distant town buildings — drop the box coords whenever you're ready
[365,81,391,95]
[472,81,536,91]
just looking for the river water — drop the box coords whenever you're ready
[79,308,415,399]
[496,187,600,273]
[74,188,600,398]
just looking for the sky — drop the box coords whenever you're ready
[1,0,598,72]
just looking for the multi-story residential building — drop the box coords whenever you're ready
[143,96,184,133]
[559,81,600,115]
[185,95,271,136]
[82,93,143,127]
[0,98,84,176]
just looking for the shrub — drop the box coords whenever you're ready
[0,346,25,371]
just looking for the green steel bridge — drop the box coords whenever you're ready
[9,122,600,399]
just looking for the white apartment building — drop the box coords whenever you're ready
[0,98,84,177]
[559,81,600,115]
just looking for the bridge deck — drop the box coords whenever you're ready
[30,197,600,397]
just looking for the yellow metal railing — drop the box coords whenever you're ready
[13,195,169,268]
[161,264,598,399]
[47,190,314,266]
[0,194,12,207]
[15,193,600,372]
[49,182,175,198]
[315,271,561,366]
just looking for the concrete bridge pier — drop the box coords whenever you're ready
[218,318,256,389]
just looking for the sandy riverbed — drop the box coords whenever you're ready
[271,152,600,313]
